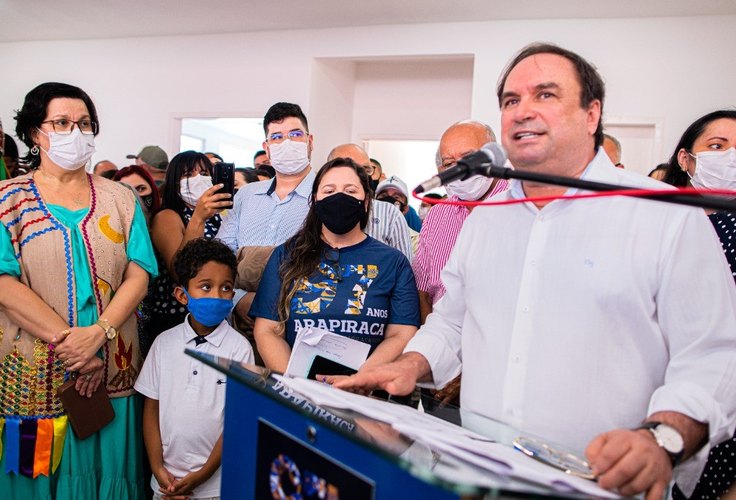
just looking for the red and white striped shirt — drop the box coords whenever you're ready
[412,179,509,304]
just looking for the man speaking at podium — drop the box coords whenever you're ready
[336,43,736,499]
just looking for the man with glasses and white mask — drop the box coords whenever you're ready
[217,102,316,336]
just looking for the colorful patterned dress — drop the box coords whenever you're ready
[0,173,157,499]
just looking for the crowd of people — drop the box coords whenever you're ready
[0,41,734,500]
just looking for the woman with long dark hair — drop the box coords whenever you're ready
[250,157,420,373]
[140,151,231,354]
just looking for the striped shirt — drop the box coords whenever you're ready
[366,199,413,262]
[216,170,315,250]
[412,179,509,304]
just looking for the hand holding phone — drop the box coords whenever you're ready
[212,162,235,206]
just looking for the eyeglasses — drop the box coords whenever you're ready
[41,118,97,135]
[267,129,307,143]
[362,164,375,175]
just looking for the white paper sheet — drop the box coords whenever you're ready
[272,376,620,498]
[284,327,371,378]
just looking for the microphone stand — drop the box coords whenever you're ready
[471,163,736,213]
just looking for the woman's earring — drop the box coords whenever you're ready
[31,145,39,155]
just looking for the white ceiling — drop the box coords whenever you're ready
[2,0,735,43]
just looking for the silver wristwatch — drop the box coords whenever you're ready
[638,422,684,466]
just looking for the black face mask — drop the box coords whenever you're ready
[368,178,379,193]
[142,194,154,208]
[314,192,366,235]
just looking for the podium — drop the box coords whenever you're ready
[188,351,593,499]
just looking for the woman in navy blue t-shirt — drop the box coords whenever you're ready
[250,157,420,373]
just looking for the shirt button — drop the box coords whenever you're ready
[193,370,198,375]
[523,306,530,313]
[513,355,520,363]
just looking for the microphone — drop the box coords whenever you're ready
[414,142,508,194]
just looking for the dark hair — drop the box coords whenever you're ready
[173,237,237,288]
[113,164,162,214]
[422,193,445,200]
[99,170,116,179]
[14,82,100,169]
[496,43,606,149]
[3,133,19,160]
[205,151,223,162]
[239,168,261,184]
[256,164,275,178]
[648,163,669,178]
[160,150,212,219]
[253,149,267,161]
[263,102,308,136]
[662,110,736,187]
[369,158,382,169]
[276,158,372,324]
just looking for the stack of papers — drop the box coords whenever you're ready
[285,327,370,378]
[274,375,620,499]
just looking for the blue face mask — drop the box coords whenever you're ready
[182,289,233,327]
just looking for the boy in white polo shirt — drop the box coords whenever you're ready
[135,238,254,499]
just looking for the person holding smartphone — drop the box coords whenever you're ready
[141,151,232,355]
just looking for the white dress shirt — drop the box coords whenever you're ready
[405,150,736,493]
[216,170,315,251]
[135,317,255,497]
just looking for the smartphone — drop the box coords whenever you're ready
[307,355,357,380]
[212,162,235,205]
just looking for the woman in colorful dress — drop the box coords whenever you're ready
[0,82,157,499]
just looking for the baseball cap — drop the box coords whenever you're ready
[126,145,169,170]
[375,175,409,199]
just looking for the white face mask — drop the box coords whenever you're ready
[445,174,494,201]
[689,148,736,195]
[268,139,309,175]
[180,174,213,207]
[38,128,96,171]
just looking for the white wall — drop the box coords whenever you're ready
[1,16,734,169]
[351,57,473,142]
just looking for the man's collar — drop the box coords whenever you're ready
[264,169,314,198]
[265,177,278,195]
[509,149,612,200]
[182,314,228,348]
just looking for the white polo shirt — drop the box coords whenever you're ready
[135,316,254,498]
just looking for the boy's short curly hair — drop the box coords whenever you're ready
[173,238,237,287]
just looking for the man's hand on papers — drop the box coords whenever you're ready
[332,352,430,395]
[585,428,672,500]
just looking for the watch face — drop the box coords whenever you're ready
[654,425,684,453]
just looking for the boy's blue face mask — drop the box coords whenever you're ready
[182,289,233,327]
